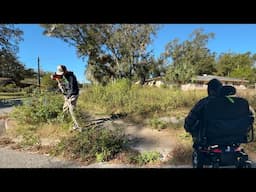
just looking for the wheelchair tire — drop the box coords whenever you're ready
[243,161,252,168]
[212,162,219,168]
[192,151,204,168]
[236,159,252,168]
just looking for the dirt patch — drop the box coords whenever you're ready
[110,118,181,161]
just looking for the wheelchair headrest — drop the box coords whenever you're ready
[220,85,236,96]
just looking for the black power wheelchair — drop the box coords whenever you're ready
[192,86,254,168]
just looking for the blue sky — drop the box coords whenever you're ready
[17,24,256,83]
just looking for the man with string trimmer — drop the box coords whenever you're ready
[51,65,81,132]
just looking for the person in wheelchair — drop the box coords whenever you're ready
[184,78,254,168]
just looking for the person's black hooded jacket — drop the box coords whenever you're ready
[184,78,223,135]
[63,71,79,98]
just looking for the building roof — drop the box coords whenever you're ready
[145,76,164,82]
[0,77,14,85]
[193,75,249,83]
[0,77,12,81]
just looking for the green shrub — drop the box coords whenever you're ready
[11,92,63,124]
[22,85,38,95]
[20,131,41,147]
[128,151,161,165]
[53,127,128,162]
[149,118,167,130]
[0,83,21,93]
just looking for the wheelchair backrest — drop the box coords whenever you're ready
[202,96,251,146]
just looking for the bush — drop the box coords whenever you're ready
[149,118,167,130]
[22,85,38,95]
[20,131,41,147]
[128,151,161,165]
[0,83,21,92]
[53,126,128,162]
[171,143,193,165]
[11,92,63,124]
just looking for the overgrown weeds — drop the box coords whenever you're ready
[170,142,193,165]
[52,126,128,163]
[128,151,162,165]
[79,79,206,116]
[10,92,63,125]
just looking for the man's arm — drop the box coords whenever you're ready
[184,98,207,134]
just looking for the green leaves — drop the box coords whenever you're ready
[163,28,215,84]
[11,92,63,124]
[216,52,255,82]
[54,127,127,162]
[0,25,29,84]
[0,24,23,54]
[40,24,161,84]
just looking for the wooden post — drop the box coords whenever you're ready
[37,56,41,93]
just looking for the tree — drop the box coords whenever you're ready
[40,24,161,84]
[147,56,166,78]
[215,53,233,76]
[23,68,37,79]
[163,28,216,84]
[0,49,26,83]
[164,60,196,85]
[0,24,25,84]
[216,52,255,82]
[0,24,23,54]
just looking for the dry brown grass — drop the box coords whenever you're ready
[236,89,256,97]
[5,118,69,156]
[163,129,193,165]
[167,107,190,119]
[170,142,193,165]
[5,118,68,140]
[37,123,69,140]
[0,137,14,146]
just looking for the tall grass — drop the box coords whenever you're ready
[79,79,206,116]
[236,89,256,111]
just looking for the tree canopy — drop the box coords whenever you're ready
[0,25,37,84]
[40,24,161,85]
[163,28,216,84]
[216,52,256,83]
[0,24,23,54]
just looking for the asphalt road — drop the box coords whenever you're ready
[0,147,82,168]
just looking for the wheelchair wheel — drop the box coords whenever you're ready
[236,158,252,168]
[243,160,252,168]
[212,162,220,168]
[192,151,204,168]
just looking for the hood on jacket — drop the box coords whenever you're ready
[207,78,223,96]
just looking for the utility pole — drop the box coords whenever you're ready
[37,56,41,93]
